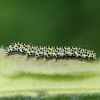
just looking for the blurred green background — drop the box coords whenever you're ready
[0,0,100,57]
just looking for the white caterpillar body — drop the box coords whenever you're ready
[6,42,96,60]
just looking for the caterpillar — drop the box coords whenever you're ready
[6,42,96,60]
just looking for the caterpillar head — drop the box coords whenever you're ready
[6,47,10,54]
[6,44,13,54]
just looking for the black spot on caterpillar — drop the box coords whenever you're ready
[6,42,96,60]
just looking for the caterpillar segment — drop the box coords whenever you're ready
[45,46,52,58]
[16,42,24,53]
[22,45,28,54]
[80,49,88,59]
[72,47,78,57]
[43,46,49,58]
[46,46,51,58]
[34,46,41,58]
[25,44,32,56]
[58,47,65,57]
[37,46,44,57]
[20,43,27,53]
[29,45,35,55]
[55,46,59,57]
[66,47,73,57]
[50,46,58,58]
[6,42,96,60]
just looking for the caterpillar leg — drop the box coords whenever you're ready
[43,55,49,62]
[44,55,48,59]
[35,54,40,59]
[25,54,30,59]
[6,51,11,56]
[55,58,57,62]
[53,55,58,62]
